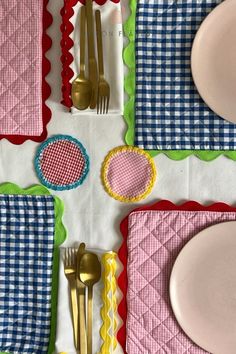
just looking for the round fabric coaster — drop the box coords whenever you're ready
[101,146,157,202]
[35,135,89,191]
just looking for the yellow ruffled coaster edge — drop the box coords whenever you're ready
[101,146,157,203]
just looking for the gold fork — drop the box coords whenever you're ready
[95,10,110,114]
[64,248,78,351]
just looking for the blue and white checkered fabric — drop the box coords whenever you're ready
[135,0,236,151]
[0,195,55,354]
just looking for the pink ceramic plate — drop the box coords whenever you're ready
[191,0,236,124]
[170,221,236,354]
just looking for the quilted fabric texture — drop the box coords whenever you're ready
[134,0,236,151]
[0,0,43,135]
[0,194,55,354]
[126,210,236,353]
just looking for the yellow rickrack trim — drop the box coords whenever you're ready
[101,146,157,203]
[100,252,118,354]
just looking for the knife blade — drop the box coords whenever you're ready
[86,0,98,109]
[77,243,87,354]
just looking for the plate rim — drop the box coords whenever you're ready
[191,0,236,123]
[169,220,236,353]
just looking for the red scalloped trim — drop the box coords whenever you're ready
[60,0,77,108]
[0,0,52,144]
[60,0,120,108]
[78,0,120,4]
[117,200,236,354]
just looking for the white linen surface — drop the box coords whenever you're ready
[70,1,124,115]
[1,0,236,353]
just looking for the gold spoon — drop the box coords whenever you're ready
[79,252,101,354]
[72,6,92,110]
[77,243,87,354]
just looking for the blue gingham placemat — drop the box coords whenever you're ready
[0,195,54,354]
[135,0,236,151]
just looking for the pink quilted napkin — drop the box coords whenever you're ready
[126,209,236,354]
[0,0,51,140]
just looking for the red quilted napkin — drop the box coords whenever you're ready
[118,201,236,354]
[0,0,52,144]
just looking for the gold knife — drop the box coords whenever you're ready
[77,243,87,354]
[86,0,98,109]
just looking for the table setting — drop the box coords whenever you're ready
[1,0,236,353]
[60,0,123,115]
[124,0,236,160]
[118,201,236,354]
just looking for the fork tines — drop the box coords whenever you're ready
[64,247,76,265]
[97,85,110,115]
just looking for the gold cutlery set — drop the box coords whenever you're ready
[72,2,110,114]
[64,244,101,354]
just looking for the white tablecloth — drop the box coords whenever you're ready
[1,0,236,353]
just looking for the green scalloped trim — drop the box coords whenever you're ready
[123,0,136,149]
[0,183,67,354]
[123,0,236,161]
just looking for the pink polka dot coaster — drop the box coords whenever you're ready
[101,146,157,202]
[35,135,89,190]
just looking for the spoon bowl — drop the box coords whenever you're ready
[80,252,101,286]
[72,77,92,110]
